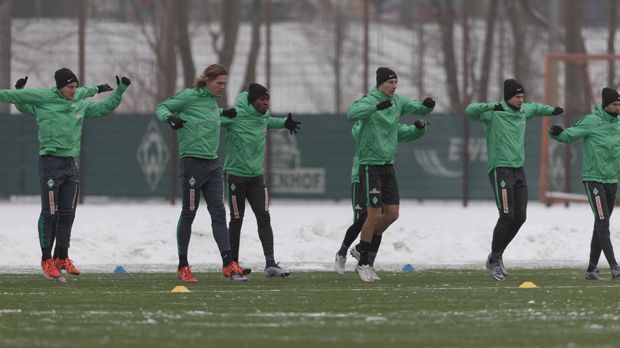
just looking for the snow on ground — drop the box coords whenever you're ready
[0,199,616,273]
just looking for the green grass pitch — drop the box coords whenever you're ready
[1,268,619,347]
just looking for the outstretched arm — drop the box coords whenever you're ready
[397,123,425,142]
[398,95,434,116]
[549,116,592,144]
[522,103,557,119]
[155,89,192,122]
[347,97,378,121]
[83,77,130,118]
[0,88,49,106]
[465,102,498,121]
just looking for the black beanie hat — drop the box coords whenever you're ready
[503,79,525,101]
[54,68,79,89]
[376,67,397,87]
[247,83,269,104]
[602,87,620,108]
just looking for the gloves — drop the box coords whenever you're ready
[116,76,131,86]
[284,113,301,134]
[493,103,504,111]
[376,100,392,110]
[549,125,564,136]
[166,115,186,130]
[222,108,237,118]
[97,84,113,93]
[422,97,435,108]
[15,76,28,89]
[414,119,430,129]
[551,106,564,115]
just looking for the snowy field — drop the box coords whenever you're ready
[0,199,616,273]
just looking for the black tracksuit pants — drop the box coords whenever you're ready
[488,167,528,261]
[37,155,79,260]
[225,173,276,267]
[584,181,618,269]
[177,157,231,264]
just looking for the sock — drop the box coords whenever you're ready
[586,265,596,272]
[56,246,68,259]
[266,255,276,268]
[368,251,378,267]
[42,247,52,261]
[357,241,371,266]
[221,250,233,267]
[178,255,189,268]
[337,244,348,257]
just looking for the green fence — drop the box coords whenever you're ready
[1,113,577,200]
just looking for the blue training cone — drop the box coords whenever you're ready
[402,264,415,272]
[113,266,127,274]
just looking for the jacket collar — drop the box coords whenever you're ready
[595,104,619,123]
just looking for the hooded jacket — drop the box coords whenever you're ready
[466,100,554,172]
[347,87,433,165]
[551,104,620,183]
[221,91,286,177]
[0,84,127,158]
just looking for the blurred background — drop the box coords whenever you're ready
[0,0,618,204]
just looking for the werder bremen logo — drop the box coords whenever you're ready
[189,177,196,187]
[47,179,54,188]
[230,183,236,191]
[137,120,170,191]
[500,180,506,188]
[593,188,599,195]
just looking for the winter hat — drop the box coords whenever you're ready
[376,67,397,86]
[503,79,525,101]
[54,68,79,89]
[602,87,620,108]
[247,83,269,104]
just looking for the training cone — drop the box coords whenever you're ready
[171,286,190,293]
[402,264,415,272]
[113,266,127,274]
[519,281,538,289]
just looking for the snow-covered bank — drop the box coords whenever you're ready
[0,200,614,272]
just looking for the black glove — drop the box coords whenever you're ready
[166,115,186,130]
[376,100,392,110]
[284,113,301,134]
[493,103,504,111]
[549,125,564,136]
[422,97,435,108]
[414,119,430,129]
[97,84,113,93]
[116,75,131,86]
[551,106,564,115]
[15,76,28,89]
[222,108,237,118]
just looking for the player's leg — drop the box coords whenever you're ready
[226,173,248,263]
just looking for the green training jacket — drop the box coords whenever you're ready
[156,87,225,160]
[550,104,620,183]
[221,91,286,177]
[350,122,426,183]
[466,100,554,172]
[347,87,433,165]
[0,84,127,158]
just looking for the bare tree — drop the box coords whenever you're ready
[177,0,195,88]
[607,0,617,88]
[564,0,590,114]
[240,0,262,93]
[435,0,460,111]
[505,1,527,82]
[0,0,11,113]
[211,0,241,106]
[477,0,498,101]
[132,0,178,105]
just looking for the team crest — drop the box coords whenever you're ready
[47,179,54,188]
[230,183,236,191]
[592,188,599,195]
[500,180,506,188]
[189,177,196,187]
